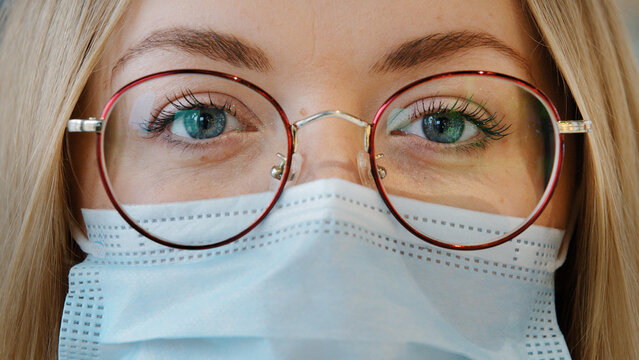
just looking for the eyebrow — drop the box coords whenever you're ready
[112,28,529,78]
[112,28,272,75]
[370,31,530,74]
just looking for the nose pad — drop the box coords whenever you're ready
[269,152,303,191]
[356,151,376,189]
[271,150,380,190]
[356,151,388,189]
[291,117,366,185]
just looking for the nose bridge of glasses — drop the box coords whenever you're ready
[291,110,371,152]
[280,110,373,186]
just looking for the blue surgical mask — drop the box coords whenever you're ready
[59,178,570,359]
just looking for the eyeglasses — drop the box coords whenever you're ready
[68,69,591,251]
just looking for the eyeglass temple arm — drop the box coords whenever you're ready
[557,120,592,133]
[68,118,103,132]
[67,117,591,135]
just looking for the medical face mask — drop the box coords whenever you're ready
[59,178,570,360]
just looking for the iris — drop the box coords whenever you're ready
[177,108,227,139]
[422,112,465,143]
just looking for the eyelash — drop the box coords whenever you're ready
[410,97,511,151]
[138,91,509,153]
[140,89,237,136]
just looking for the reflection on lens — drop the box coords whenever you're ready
[100,73,290,248]
[373,74,558,247]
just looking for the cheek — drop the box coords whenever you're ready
[68,132,114,212]
[532,135,577,229]
[69,66,116,216]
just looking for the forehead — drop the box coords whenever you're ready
[115,0,530,47]
[108,1,534,68]
[121,0,523,40]
[94,0,551,111]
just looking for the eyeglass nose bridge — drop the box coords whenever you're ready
[290,110,372,153]
[268,110,387,187]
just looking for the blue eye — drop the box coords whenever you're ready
[141,90,246,143]
[386,96,511,151]
[421,112,466,143]
[176,108,227,139]
[400,110,479,144]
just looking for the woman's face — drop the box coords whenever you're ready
[70,0,576,233]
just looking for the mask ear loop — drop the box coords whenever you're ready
[68,219,106,258]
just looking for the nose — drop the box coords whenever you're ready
[291,111,370,185]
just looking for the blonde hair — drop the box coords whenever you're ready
[526,0,639,358]
[0,0,637,358]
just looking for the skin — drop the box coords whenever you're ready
[69,0,577,236]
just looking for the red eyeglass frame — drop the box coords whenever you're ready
[94,69,564,251]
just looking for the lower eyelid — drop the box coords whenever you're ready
[389,132,490,159]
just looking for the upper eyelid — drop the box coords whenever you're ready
[159,91,231,114]
[148,90,251,131]
[171,89,209,109]
[145,92,208,133]
[410,97,489,121]
[406,97,510,139]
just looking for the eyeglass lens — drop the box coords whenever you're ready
[101,74,290,247]
[98,73,558,248]
[372,74,556,247]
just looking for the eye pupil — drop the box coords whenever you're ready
[182,108,227,139]
[422,113,465,143]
